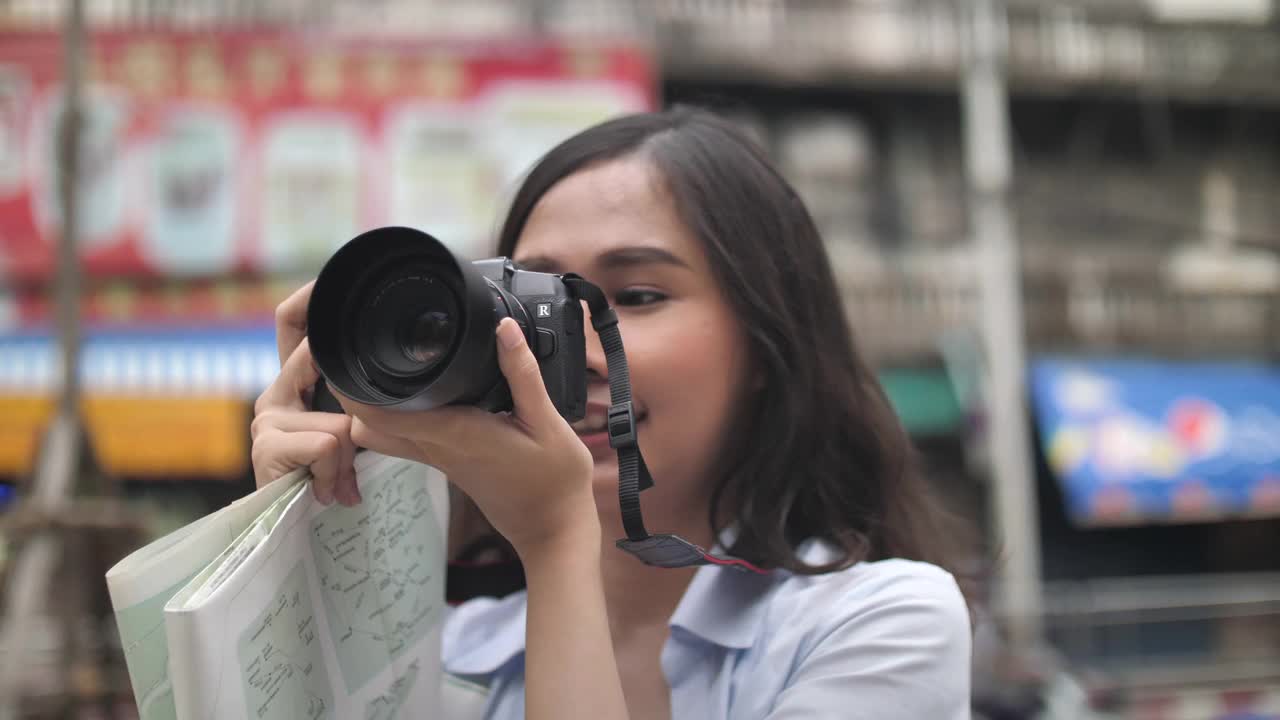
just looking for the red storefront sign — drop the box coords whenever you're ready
[0,30,654,280]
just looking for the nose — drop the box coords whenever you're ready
[582,300,608,383]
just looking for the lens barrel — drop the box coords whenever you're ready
[307,226,523,411]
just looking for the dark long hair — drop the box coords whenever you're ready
[497,107,968,581]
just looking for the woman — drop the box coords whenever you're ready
[251,108,972,719]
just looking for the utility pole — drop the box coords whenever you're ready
[961,0,1044,652]
[0,0,88,715]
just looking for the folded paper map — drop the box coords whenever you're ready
[106,452,463,720]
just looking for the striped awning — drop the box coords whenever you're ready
[0,326,280,478]
[0,326,280,398]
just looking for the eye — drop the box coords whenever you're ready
[614,288,667,307]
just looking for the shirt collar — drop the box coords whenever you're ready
[667,554,778,650]
[443,536,782,676]
[442,591,528,677]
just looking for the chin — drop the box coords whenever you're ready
[589,461,617,504]
[591,482,624,540]
[591,460,619,490]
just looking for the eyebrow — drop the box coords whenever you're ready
[516,246,692,275]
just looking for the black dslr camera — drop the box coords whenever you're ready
[306,226,587,421]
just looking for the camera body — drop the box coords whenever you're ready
[472,257,588,420]
[306,226,587,422]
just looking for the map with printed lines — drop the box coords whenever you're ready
[309,462,444,693]
[237,561,332,720]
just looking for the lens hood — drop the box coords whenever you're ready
[307,226,504,410]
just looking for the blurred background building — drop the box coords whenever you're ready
[0,1,1278,718]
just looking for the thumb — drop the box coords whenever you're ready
[495,318,557,425]
[256,338,322,414]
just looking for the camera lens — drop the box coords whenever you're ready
[308,226,535,412]
[400,309,455,366]
[358,269,460,380]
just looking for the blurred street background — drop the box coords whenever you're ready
[0,1,1278,718]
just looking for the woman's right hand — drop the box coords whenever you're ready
[249,281,361,505]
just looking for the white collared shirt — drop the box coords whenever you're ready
[442,545,972,719]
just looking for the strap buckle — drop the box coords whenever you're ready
[607,401,637,449]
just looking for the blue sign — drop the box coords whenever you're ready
[1030,358,1280,525]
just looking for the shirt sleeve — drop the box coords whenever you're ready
[764,570,972,720]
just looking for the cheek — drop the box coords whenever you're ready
[626,309,747,475]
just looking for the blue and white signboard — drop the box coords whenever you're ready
[1031,358,1280,526]
[0,325,279,397]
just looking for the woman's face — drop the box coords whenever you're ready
[512,156,751,541]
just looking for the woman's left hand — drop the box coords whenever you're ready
[337,317,598,560]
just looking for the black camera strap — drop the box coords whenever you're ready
[561,276,766,574]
